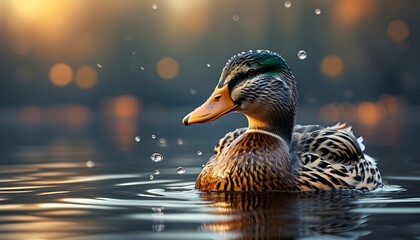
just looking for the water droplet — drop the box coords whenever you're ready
[134,136,141,142]
[177,137,184,145]
[154,169,160,175]
[152,3,158,9]
[132,51,136,55]
[158,138,167,147]
[190,89,196,95]
[149,175,154,180]
[140,66,145,70]
[315,8,321,15]
[206,64,211,68]
[284,1,292,8]
[232,15,240,21]
[151,134,156,139]
[176,167,185,174]
[197,151,202,156]
[86,161,95,168]
[297,50,307,59]
[96,63,102,68]
[202,164,206,168]
[257,50,262,53]
[150,153,163,162]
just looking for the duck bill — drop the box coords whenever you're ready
[182,85,237,126]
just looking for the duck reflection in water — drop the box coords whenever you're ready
[199,191,369,239]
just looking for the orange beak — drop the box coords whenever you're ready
[182,84,237,126]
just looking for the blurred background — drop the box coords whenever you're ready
[0,0,419,162]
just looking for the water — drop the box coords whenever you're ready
[298,50,307,60]
[284,1,292,8]
[315,8,322,15]
[0,107,419,239]
[150,153,164,163]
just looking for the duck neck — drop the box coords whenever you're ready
[246,107,295,147]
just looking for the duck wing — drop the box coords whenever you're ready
[291,123,364,165]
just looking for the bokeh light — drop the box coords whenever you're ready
[319,103,340,122]
[387,19,409,42]
[75,66,98,89]
[321,55,343,78]
[356,102,382,126]
[49,63,73,87]
[103,95,140,119]
[156,57,179,80]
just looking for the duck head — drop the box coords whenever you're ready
[182,50,297,144]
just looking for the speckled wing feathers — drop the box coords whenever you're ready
[200,123,382,191]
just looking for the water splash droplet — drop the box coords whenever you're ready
[158,138,167,147]
[152,3,158,9]
[315,8,321,15]
[86,161,95,168]
[96,63,102,68]
[232,15,240,21]
[297,50,307,59]
[154,169,160,175]
[151,134,156,139]
[197,151,202,156]
[176,167,185,174]
[206,64,211,67]
[140,66,145,70]
[190,89,196,95]
[150,153,163,162]
[177,137,184,145]
[149,175,154,180]
[135,136,141,142]
[284,1,292,8]
[202,164,206,168]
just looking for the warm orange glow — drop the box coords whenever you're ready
[104,95,140,119]
[321,55,343,77]
[49,63,73,87]
[333,0,373,26]
[387,19,409,42]
[357,102,382,125]
[75,66,98,89]
[156,57,179,80]
[319,103,340,122]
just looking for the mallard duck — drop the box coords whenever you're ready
[182,50,382,192]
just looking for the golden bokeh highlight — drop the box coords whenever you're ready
[321,55,344,77]
[19,106,43,124]
[156,57,179,80]
[49,63,73,87]
[75,66,98,89]
[333,0,373,26]
[387,19,409,42]
[103,95,140,119]
[356,102,382,126]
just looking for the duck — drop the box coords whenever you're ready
[182,50,382,192]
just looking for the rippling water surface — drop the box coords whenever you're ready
[1,108,419,239]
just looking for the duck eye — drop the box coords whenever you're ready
[214,94,222,101]
[247,69,256,76]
